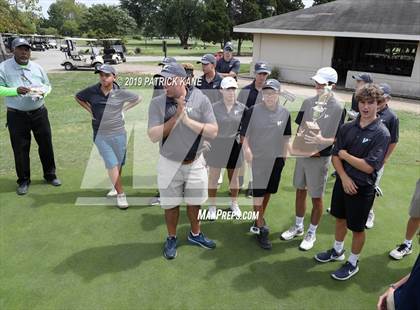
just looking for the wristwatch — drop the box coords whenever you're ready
[389,284,396,289]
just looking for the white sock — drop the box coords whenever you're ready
[308,224,318,234]
[191,231,200,237]
[404,239,412,247]
[333,240,344,253]
[348,252,360,267]
[295,216,304,228]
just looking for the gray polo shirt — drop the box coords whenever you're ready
[0,58,51,111]
[241,103,292,159]
[148,86,216,162]
[212,100,247,139]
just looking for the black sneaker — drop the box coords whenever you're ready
[187,232,216,249]
[249,219,267,234]
[256,226,272,250]
[163,236,177,260]
[17,181,30,195]
[331,261,359,281]
[315,248,345,263]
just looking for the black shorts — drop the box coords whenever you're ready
[330,177,376,232]
[252,157,285,197]
[206,138,243,169]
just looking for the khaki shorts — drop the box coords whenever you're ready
[409,179,420,218]
[293,156,331,198]
[157,154,208,209]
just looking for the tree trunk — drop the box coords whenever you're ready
[237,38,243,56]
[179,34,189,49]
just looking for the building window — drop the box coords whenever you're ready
[332,38,418,81]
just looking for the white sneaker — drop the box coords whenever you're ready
[389,243,413,260]
[208,206,217,221]
[116,193,128,209]
[230,202,242,219]
[365,210,375,229]
[280,225,304,240]
[299,231,316,251]
[107,187,118,197]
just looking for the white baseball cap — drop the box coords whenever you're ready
[311,67,338,84]
[221,77,238,89]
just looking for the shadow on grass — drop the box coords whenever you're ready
[230,252,413,299]
[53,241,162,282]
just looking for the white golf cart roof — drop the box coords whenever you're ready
[64,37,98,42]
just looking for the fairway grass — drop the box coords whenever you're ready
[0,72,419,309]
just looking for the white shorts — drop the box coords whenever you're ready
[293,157,331,198]
[157,154,208,209]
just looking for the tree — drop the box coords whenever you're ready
[159,0,204,48]
[199,0,232,46]
[275,0,304,14]
[120,0,159,33]
[81,5,137,38]
[312,0,335,5]
[0,0,40,33]
[47,0,87,35]
[230,0,262,55]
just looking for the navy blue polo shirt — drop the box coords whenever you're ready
[378,105,399,144]
[216,57,240,75]
[76,83,139,136]
[196,73,223,104]
[237,80,261,108]
[394,254,420,310]
[332,116,390,186]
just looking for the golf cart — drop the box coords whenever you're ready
[101,38,127,64]
[60,38,104,71]
[29,35,49,51]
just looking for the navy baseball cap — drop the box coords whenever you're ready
[158,57,177,66]
[223,42,234,52]
[379,83,392,97]
[263,79,281,91]
[95,64,117,75]
[12,37,31,50]
[160,62,187,79]
[197,54,216,65]
[352,73,373,83]
[255,61,271,74]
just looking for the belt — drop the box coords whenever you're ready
[182,158,196,165]
[7,105,45,115]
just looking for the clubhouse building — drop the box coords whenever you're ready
[234,0,420,98]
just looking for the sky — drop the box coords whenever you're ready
[39,0,314,17]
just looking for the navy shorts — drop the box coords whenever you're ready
[252,157,285,197]
[330,177,376,232]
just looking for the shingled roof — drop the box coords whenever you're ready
[234,0,420,40]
